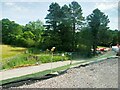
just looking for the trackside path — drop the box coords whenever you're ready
[0,60,81,81]
[0,51,117,81]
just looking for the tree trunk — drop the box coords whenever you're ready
[72,22,75,52]
[93,44,96,55]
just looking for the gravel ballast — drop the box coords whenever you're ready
[18,58,118,88]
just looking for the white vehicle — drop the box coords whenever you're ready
[112,46,120,52]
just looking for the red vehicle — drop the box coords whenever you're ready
[96,48,105,51]
[99,48,105,51]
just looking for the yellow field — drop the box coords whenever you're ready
[1,45,26,59]
[97,46,109,48]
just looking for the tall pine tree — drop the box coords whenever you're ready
[87,9,110,55]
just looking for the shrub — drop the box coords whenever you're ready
[2,53,70,70]
[38,55,69,63]
[2,54,36,69]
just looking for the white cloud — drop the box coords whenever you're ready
[4,2,28,12]
[1,0,119,2]
[14,6,23,11]
[4,2,15,6]
[2,1,118,30]
[0,7,2,20]
[108,17,118,30]
[95,2,117,11]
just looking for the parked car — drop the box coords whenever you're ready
[112,46,119,52]
[97,48,104,51]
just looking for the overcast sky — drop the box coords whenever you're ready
[1,0,119,30]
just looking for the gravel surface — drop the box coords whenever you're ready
[18,58,118,88]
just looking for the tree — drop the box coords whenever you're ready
[2,19,44,47]
[87,9,110,55]
[69,1,84,51]
[57,4,73,51]
[109,30,119,45]
[24,20,45,47]
[76,27,92,57]
[44,2,62,50]
[44,1,84,51]
[118,31,120,44]
[2,19,23,45]
[0,20,1,44]
[59,2,84,51]
[97,29,112,46]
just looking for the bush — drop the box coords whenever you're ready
[24,38,35,47]
[76,44,92,57]
[38,54,69,63]
[38,55,51,63]
[2,53,70,70]
[2,54,36,69]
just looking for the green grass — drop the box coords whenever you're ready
[2,47,70,70]
[2,45,115,70]
[1,45,26,59]
[2,54,35,70]
[38,54,69,63]
[86,50,116,62]
[1,44,115,70]
[97,46,109,48]
[1,45,70,70]
[2,53,70,70]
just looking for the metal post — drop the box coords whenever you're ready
[70,52,72,65]
[51,52,53,73]
[50,47,55,74]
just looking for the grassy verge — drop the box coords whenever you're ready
[92,51,116,60]
[97,46,109,48]
[1,45,71,70]
[1,45,70,70]
[2,44,113,70]
[2,53,70,70]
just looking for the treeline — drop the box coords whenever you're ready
[1,19,44,48]
[1,1,120,56]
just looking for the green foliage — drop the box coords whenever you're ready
[118,31,120,44]
[97,29,119,46]
[2,19,23,45]
[76,27,92,57]
[1,2,119,58]
[24,20,45,47]
[44,1,84,52]
[87,9,110,55]
[44,2,62,50]
[24,38,35,47]
[2,54,30,69]
[38,55,68,63]
[2,51,70,70]
[2,19,45,48]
